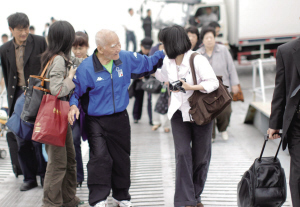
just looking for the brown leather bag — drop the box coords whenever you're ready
[188,53,232,125]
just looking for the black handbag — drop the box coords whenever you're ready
[237,135,287,207]
[135,79,144,91]
[141,76,162,94]
[154,86,169,115]
[21,55,57,123]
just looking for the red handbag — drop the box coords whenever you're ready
[32,90,70,147]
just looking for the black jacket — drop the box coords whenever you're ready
[142,16,152,38]
[0,34,47,116]
[269,38,300,150]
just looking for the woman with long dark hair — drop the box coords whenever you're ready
[41,21,84,207]
[155,25,219,207]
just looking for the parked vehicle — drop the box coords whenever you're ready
[142,0,300,64]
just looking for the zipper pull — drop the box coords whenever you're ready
[111,74,113,79]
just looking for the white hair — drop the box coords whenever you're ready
[95,29,117,47]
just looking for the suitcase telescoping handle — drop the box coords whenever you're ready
[258,134,282,162]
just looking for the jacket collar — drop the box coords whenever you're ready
[92,49,122,73]
[5,35,34,73]
[293,38,300,77]
[13,38,26,49]
[6,40,17,73]
[23,34,34,67]
[198,43,220,56]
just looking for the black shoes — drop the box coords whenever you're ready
[20,181,38,191]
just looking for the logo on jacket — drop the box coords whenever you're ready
[116,67,123,77]
[96,76,104,82]
[133,52,137,58]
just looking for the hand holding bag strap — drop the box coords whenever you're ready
[189,52,199,85]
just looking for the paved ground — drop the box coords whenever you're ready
[0,64,293,207]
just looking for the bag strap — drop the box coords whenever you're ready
[41,55,58,77]
[55,87,62,98]
[189,52,199,85]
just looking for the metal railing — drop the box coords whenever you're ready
[252,58,276,102]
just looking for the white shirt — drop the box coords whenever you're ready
[155,50,219,122]
[124,14,137,32]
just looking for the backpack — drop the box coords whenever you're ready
[237,135,287,207]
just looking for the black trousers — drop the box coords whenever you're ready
[85,110,131,206]
[12,88,46,183]
[72,119,84,183]
[16,136,47,183]
[126,31,136,52]
[133,90,152,123]
[212,103,232,138]
[171,110,212,207]
[287,112,300,207]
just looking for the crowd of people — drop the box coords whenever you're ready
[0,6,299,207]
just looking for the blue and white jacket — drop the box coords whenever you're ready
[69,49,164,116]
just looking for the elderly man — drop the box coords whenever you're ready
[68,29,164,207]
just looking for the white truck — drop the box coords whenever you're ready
[142,0,300,64]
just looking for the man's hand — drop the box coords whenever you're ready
[267,128,281,140]
[232,85,239,94]
[68,105,80,125]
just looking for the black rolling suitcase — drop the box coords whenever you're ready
[237,135,287,207]
[6,131,23,177]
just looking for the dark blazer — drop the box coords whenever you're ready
[0,34,47,116]
[269,38,300,150]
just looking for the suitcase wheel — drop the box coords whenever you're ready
[0,149,7,159]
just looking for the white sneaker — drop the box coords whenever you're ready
[221,131,229,140]
[112,198,133,207]
[94,199,108,207]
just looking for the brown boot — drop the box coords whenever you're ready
[197,203,204,207]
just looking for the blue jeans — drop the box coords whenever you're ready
[72,119,84,183]
[126,31,136,52]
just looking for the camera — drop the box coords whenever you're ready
[169,78,186,93]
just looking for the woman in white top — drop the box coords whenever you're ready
[155,25,219,207]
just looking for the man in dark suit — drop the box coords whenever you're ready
[142,9,152,38]
[268,38,300,206]
[0,12,47,191]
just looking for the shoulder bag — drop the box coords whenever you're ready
[6,94,34,140]
[32,89,69,147]
[188,52,232,125]
[21,55,57,123]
